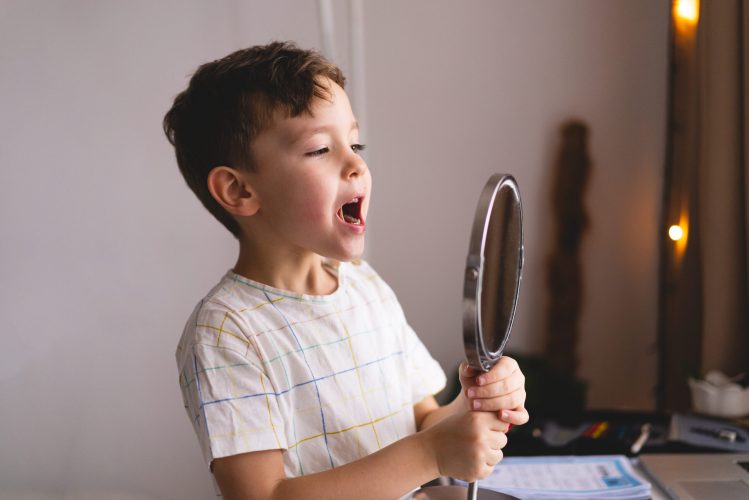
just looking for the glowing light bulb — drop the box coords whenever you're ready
[674,0,699,25]
[668,225,684,241]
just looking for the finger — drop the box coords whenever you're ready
[470,389,526,412]
[500,407,530,426]
[477,464,494,480]
[475,356,519,386]
[459,362,480,387]
[491,432,508,450]
[467,371,525,399]
[460,361,480,377]
[485,428,509,449]
[483,417,510,433]
[485,448,504,467]
[474,411,509,432]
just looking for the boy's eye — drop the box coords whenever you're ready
[351,143,366,154]
[306,147,329,157]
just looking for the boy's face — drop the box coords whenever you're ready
[246,80,371,262]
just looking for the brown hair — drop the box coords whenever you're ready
[163,41,346,237]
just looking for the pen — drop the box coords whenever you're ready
[630,423,651,454]
[690,426,745,443]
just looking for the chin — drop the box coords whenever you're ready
[331,246,365,263]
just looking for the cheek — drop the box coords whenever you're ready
[299,200,327,223]
[291,177,333,223]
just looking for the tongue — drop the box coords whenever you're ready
[343,214,360,224]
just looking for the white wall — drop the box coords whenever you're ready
[363,0,668,409]
[0,1,667,498]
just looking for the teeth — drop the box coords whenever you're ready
[343,214,361,224]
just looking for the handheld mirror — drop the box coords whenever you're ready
[413,174,524,500]
[463,174,523,499]
[463,173,523,373]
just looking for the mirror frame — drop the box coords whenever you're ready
[463,174,524,372]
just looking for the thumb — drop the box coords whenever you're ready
[458,361,480,391]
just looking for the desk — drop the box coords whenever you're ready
[632,458,670,499]
[498,410,748,499]
[503,409,739,457]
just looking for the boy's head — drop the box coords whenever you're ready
[163,41,346,238]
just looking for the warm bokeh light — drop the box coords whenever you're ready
[673,0,699,26]
[671,211,689,266]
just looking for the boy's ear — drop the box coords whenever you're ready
[206,166,260,217]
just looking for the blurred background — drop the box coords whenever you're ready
[3,0,745,498]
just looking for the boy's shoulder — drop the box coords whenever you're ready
[175,270,267,361]
[340,260,398,298]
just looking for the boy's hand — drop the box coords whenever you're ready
[423,409,508,482]
[459,357,529,426]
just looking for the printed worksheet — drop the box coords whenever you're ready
[464,455,651,499]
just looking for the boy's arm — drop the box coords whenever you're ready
[213,433,435,500]
[214,408,508,500]
[414,393,467,430]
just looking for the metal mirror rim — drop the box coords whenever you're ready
[462,174,523,372]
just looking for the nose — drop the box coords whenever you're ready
[343,149,367,179]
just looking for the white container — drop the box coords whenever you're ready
[688,370,749,418]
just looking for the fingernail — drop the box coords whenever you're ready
[467,388,475,398]
[477,376,485,386]
[473,400,481,410]
[501,411,509,420]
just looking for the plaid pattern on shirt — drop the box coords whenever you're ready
[176,260,447,477]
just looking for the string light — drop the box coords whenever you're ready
[673,0,699,26]
[668,225,684,241]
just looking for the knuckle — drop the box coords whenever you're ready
[499,433,508,448]
[477,399,493,412]
[502,377,513,393]
[493,378,506,395]
[472,434,484,447]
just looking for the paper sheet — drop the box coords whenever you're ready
[463,455,651,499]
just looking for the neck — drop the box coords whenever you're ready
[233,235,338,296]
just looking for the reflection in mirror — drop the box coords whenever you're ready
[480,181,522,356]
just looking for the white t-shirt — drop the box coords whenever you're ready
[176,260,447,477]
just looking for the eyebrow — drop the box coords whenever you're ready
[306,120,359,136]
[287,120,360,145]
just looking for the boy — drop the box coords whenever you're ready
[164,42,528,499]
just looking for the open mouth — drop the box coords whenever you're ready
[337,197,364,225]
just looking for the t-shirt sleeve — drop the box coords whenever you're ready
[179,313,288,467]
[402,322,447,404]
